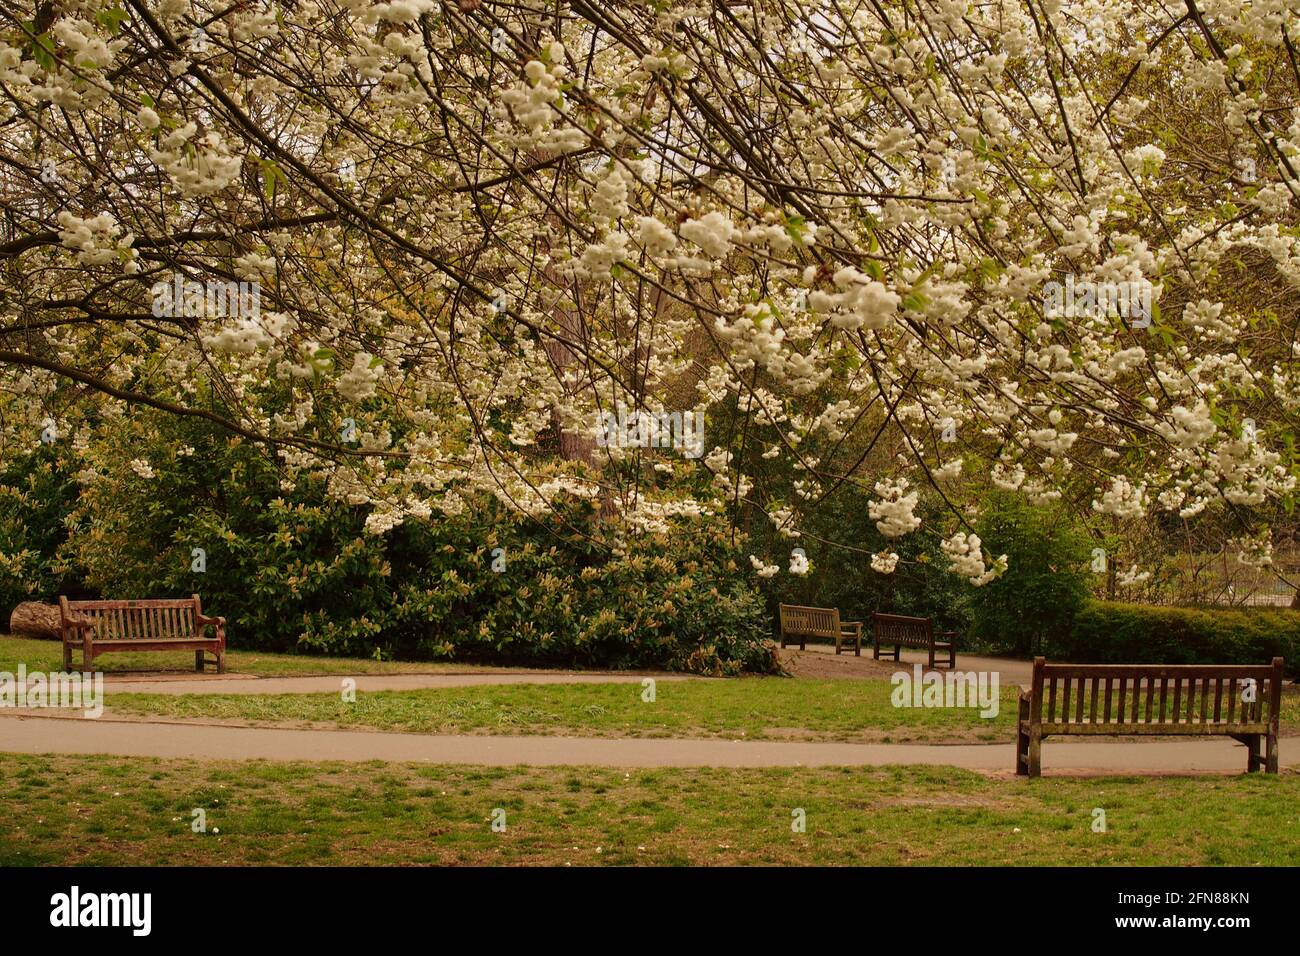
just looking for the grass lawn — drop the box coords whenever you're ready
[105,677,1300,743]
[106,677,1024,743]
[1,754,1296,866]
[0,633,490,677]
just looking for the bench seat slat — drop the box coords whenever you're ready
[1037,663,1277,680]
[69,638,220,651]
[1039,721,1271,736]
[66,599,198,609]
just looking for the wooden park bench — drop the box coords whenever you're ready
[871,612,957,669]
[1016,657,1285,777]
[778,604,863,655]
[59,595,227,673]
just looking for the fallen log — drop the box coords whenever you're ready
[8,601,61,640]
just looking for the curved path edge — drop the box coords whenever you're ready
[98,672,697,696]
[0,713,1291,773]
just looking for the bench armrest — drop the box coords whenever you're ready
[840,621,862,630]
[62,615,95,632]
[195,613,226,627]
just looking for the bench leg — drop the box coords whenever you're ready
[872,637,880,660]
[1027,728,1042,778]
[928,646,935,670]
[195,650,206,673]
[216,649,226,675]
[1265,732,1278,774]
[835,634,842,655]
[1245,734,1262,773]
[1015,699,1030,776]
[854,634,860,657]
[893,644,901,663]
[62,642,72,671]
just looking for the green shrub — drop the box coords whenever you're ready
[0,445,83,622]
[7,413,776,675]
[462,530,775,674]
[1059,601,1300,675]
[965,495,1093,655]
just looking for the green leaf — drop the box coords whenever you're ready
[96,6,129,34]
[261,159,286,201]
[28,30,55,71]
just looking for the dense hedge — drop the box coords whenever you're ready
[1058,601,1299,676]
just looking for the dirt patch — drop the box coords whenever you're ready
[870,793,1009,810]
[777,647,902,680]
[761,726,821,740]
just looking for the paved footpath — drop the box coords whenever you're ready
[98,672,697,696]
[0,713,1292,773]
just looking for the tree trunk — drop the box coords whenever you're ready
[9,602,61,640]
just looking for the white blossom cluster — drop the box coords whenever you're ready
[941,533,1008,587]
[870,551,899,574]
[868,478,922,539]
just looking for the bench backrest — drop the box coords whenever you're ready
[59,596,203,641]
[872,612,934,648]
[1026,658,1284,734]
[779,604,841,637]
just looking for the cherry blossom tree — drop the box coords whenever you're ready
[2,0,1298,588]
